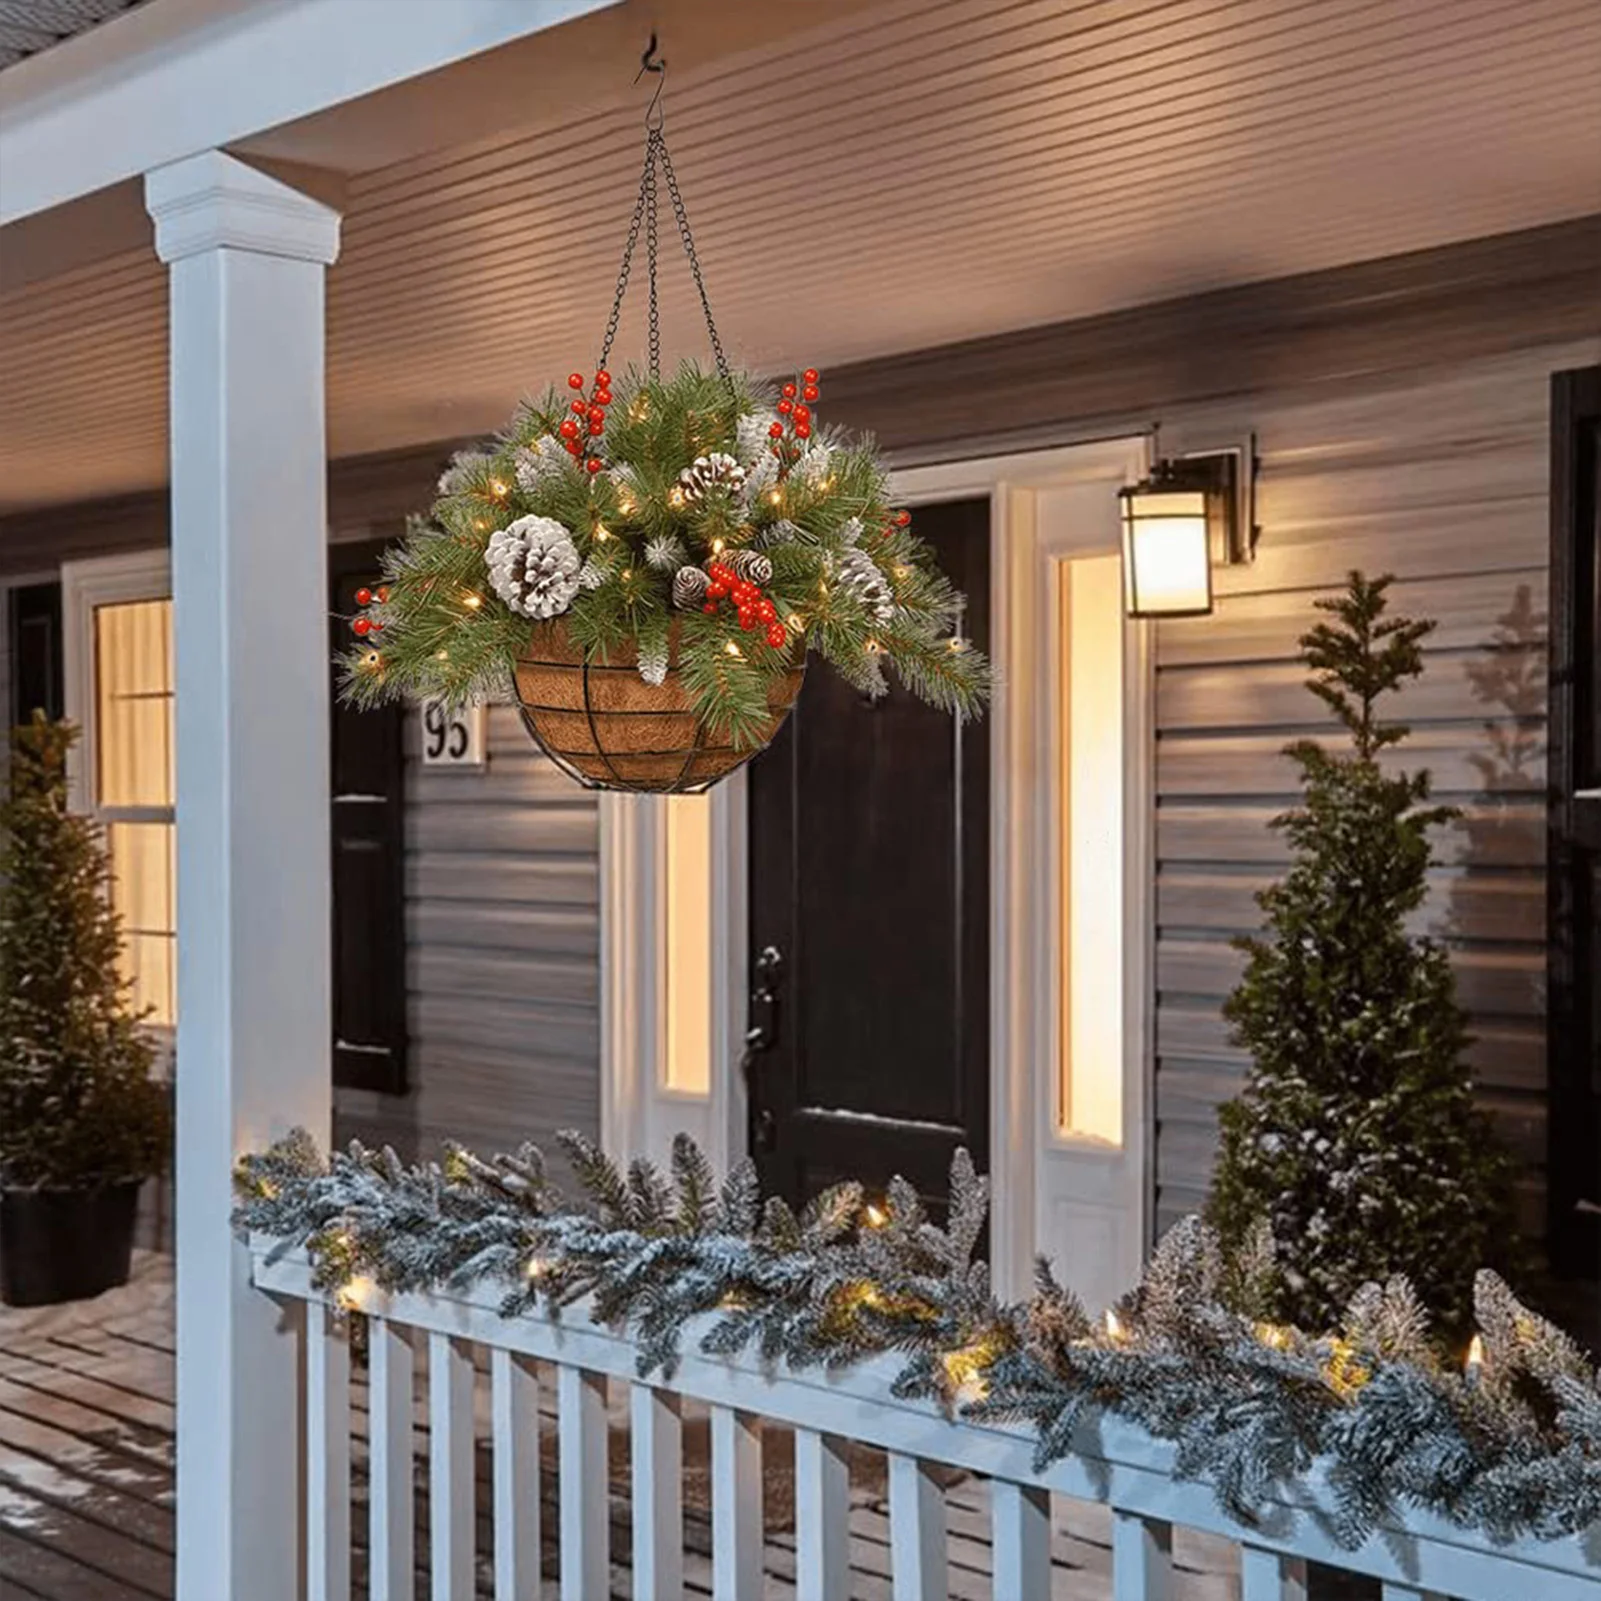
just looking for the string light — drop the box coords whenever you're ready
[724,641,743,658]
[786,613,805,632]
[863,1201,888,1228]
[947,636,966,653]
[941,1343,991,1404]
[435,649,449,661]
[767,489,782,506]
[473,518,489,531]
[462,592,483,610]
[525,1256,548,1282]
[893,564,911,579]
[1104,1308,1127,1343]
[337,1274,374,1312]
[1465,1334,1485,1383]
[594,524,610,541]
[668,487,687,509]
[490,479,508,498]
[617,493,636,514]
[711,538,725,554]
[865,637,883,655]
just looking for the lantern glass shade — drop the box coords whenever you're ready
[1119,487,1213,617]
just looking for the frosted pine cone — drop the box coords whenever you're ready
[723,549,773,586]
[836,547,895,622]
[512,436,571,493]
[672,565,710,610]
[677,452,746,502]
[485,515,582,620]
[637,635,670,687]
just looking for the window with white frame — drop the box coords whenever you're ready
[63,555,175,1029]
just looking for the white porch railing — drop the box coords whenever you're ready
[253,1246,1600,1601]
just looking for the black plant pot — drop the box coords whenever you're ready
[0,1180,141,1307]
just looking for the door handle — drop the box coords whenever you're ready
[742,946,783,1153]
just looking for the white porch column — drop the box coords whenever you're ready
[146,150,341,1601]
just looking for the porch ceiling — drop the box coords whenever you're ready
[2,0,1599,515]
[0,0,146,71]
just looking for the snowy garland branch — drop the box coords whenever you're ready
[234,1131,1601,1549]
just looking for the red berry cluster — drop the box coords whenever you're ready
[349,584,391,638]
[767,367,820,461]
[702,561,787,650]
[560,368,613,474]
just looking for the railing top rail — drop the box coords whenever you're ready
[252,1243,1601,1601]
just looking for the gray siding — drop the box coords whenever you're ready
[1146,344,1586,1239]
[334,704,600,1175]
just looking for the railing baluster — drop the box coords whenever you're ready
[887,1452,946,1601]
[558,1363,610,1601]
[1242,1545,1308,1601]
[492,1348,540,1601]
[793,1427,850,1601]
[630,1383,683,1601]
[306,1299,350,1601]
[991,1479,1050,1601]
[367,1316,414,1601]
[428,1332,475,1601]
[1112,1507,1173,1601]
[710,1404,763,1601]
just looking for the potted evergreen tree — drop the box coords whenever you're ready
[0,714,171,1306]
[1206,572,1515,1339]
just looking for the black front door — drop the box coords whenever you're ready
[745,497,989,1213]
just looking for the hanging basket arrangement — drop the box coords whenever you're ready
[339,54,990,794]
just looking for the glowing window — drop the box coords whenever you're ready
[1059,554,1124,1144]
[93,599,176,1026]
[663,793,712,1094]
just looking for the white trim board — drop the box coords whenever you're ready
[601,435,1153,1305]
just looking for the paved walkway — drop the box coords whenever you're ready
[0,1253,1242,1598]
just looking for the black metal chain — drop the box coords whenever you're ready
[596,43,730,386]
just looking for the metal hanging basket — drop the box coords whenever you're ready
[510,44,804,794]
[514,619,804,794]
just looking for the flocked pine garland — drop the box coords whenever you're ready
[235,1131,1601,1551]
[339,362,991,747]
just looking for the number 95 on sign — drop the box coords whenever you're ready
[420,699,486,768]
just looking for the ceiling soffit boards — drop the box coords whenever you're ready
[1,0,1599,512]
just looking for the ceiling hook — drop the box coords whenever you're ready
[635,31,667,130]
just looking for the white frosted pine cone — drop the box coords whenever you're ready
[637,636,670,687]
[672,565,710,610]
[735,411,781,464]
[438,449,491,496]
[677,452,746,502]
[723,549,773,586]
[836,546,896,622]
[513,436,572,493]
[486,515,582,620]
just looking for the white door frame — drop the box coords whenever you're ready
[600,434,1154,1302]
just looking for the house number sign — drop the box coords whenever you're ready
[420,699,487,768]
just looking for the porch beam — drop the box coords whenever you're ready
[146,149,341,1601]
[0,0,618,228]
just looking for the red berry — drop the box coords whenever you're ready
[795,421,812,440]
[377,587,390,603]
[595,389,613,407]
[370,619,384,631]
[703,602,718,614]
[354,587,373,606]
[794,405,810,423]
[768,422,784,439]
[706,582,728,600]
[559,418,579,439]
[766,623,787,648]
[568,373,585,390]
[756,598,777,623]
[733,582,755,604]
[595,368,611,386]
[895,510,911,526]
[588,418,605,436]
[739,611,757,631]
[586,457,603,473]
[802,384,819,402]
[803,367,819,384]
[352,617,372,637]
[777,398,794,416]
[588,405,605,423]
[565,439,583,456]
[572,399,588,414]
[781,382,798,398]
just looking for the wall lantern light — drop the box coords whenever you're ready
[1119,441,1257,618]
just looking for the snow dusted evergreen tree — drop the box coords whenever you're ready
[1205,572,1514,1337]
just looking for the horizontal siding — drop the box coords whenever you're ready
[335,704,599,1185]
[1149,343,1573,1240]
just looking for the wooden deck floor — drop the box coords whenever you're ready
[0,1253,1242,1599]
